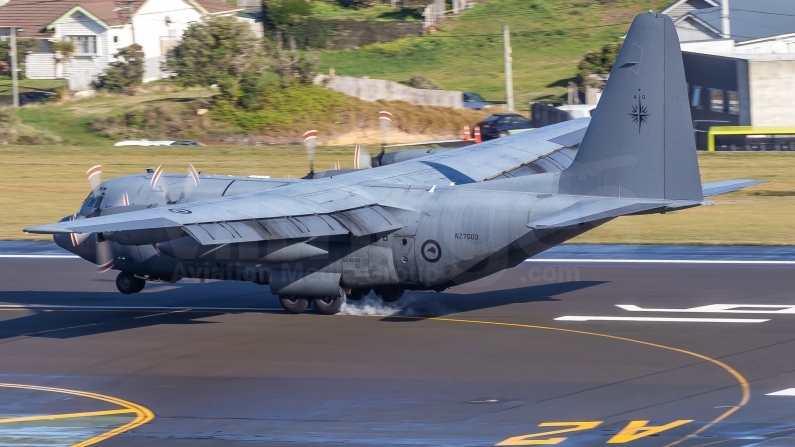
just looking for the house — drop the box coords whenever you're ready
[0,0,242,85]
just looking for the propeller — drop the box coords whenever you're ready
[353,144,372,169]
[377,111,392,165]
[94,235,115,273]
[150,163,201,204]
[86,165,102,190]
[303,130,318,176]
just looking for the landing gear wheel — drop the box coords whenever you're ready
[279,296,309,314]
[498,131,509,138]
[346,288,370,301]
[313,296,344,315]
[116,272,145,295]
[374,287,404,303]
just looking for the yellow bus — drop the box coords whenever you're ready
[708,126,795,151]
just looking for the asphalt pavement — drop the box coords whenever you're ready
[0,248,794,446]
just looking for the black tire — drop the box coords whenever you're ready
[116,272,143,295]
[346,288,370,301]
[374,287,404,303]
[313,296,344,315]
[280,296,309,314]
[498,131,509,138]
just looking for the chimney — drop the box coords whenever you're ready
[721,0,731,39]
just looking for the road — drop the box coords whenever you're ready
[0,246,794,446]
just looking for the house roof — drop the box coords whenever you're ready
[0,0,240,38]
[682,0,795,42]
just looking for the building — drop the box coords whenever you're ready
[0,0,242,85]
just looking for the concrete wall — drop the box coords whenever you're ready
[316,75,463,108]
[748,60,795,126]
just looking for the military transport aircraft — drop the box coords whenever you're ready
[26,13,762,315]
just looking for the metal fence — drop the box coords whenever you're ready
[316,75,463,108]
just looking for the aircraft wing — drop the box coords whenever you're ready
[527,196,699,230]
[702,179,766,197]
[26,119,590,244]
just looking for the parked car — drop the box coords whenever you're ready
[463,92,494,110]
[114,140,205,147]
[19,91,53,106]
[475,113,533,140]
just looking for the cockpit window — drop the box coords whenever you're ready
[94,187,107,208]
[81,191,97,209]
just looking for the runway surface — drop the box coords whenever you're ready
[0,247,794,446]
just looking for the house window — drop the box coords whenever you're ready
[690,86,702,108]
[727,91,740,114]
[709,89,724,113]
[65,35,97,54]
[0,28,9,41]
[113,36,119,43]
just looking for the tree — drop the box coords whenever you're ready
[270,33,319,86]
[577,42,622,85]
[52,40,75,77]
[166,15,267,87]
[93,44,145,94]
[0,38,39,78]
[264,0,313,30]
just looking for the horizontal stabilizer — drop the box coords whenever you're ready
[702,180,766,197]
[527,197,680,230]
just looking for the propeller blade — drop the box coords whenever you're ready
[95,238,114,273]
[70,232,91,247]
[354,144,372,169]
[179,163,200,202]
[378,111,392,149]
[150,165,163,190]
[334,161,340,170]
[86,165,102,190]
[122,191,130,206]
[303,130,318,174]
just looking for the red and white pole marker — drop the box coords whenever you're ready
[150,165,163,190]
[463,125,471,142]
[474,125,482,143]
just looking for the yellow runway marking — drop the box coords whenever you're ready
[420,317,750,447]
[0,383,154,447]
[0,408,136,424]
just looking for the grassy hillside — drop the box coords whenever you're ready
[319,0,670,104]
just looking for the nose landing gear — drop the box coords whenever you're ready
[116,272,146,294]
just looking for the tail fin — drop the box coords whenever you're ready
[560,13,702,201]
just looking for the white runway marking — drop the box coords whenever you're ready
[526,259,795,265]
[555,316,769,323]
[617,304,795,314]
[766,388,795,396]
[0,254,79,259]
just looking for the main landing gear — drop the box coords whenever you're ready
[116,271,146,294]
[278,295,345,315]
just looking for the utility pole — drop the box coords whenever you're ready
[10,26,19,108]
[721,0,730,39]
[503,24,514,112]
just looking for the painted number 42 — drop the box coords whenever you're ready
[496,420,693,445]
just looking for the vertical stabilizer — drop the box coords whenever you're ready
[559,13,702,201]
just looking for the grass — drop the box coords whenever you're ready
[318,0,670,104]
[0,148,791,245]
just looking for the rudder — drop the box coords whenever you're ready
[559,13,702,201]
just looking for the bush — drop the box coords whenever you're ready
[0,110,62,144]
[92,44,145,94]
[400,75,441,90]
[166,16,267,88]
[264,0,314,30]
[578,42,622,84]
